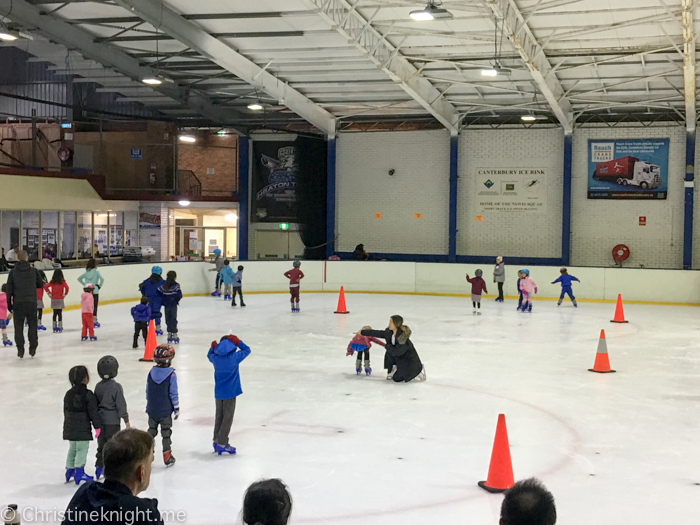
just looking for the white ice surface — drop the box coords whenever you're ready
[1,293,699,525]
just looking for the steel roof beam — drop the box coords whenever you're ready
[112,0,336,137]
[306,0,459,135]
[483,0,574,133]
[681,0,696,132]
[0,0,246,130]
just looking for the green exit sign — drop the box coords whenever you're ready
[278,223,289,230]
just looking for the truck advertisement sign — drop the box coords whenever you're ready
[588,139,669,199]
[474,168,547,213]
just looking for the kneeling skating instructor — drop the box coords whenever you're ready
[359,315,426,382]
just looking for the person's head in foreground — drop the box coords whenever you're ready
[500,478,556,525]
[243,479,292,525]
[103,428,155,496]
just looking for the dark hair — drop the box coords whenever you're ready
[238,265,244,271]
[141,296,149,305]
[501,478,556,525]
[224,259,230,266]
[38,270,48,284]
[86,258,97,270]
[390,315,404,329]
[149,273,162,284]
[103,428,154,483]
[1,283,6,293]
[163,271,177,291]
[68,365,89,386]
[51,269,65,284]
[243,479,292,525]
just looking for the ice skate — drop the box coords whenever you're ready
[557,300,562,306]
[573,300,578,308]
[93,319,100,328]
[155,325,163,336]
[172,333,180,344]
[527,304,532,313]
[2,339,12,346]
[386,364,397,380]
[52,322,58,333]
[241,302,246,307]
[167,333,173,344]
[224,294,231,300]
[89,336,98,341]
[73,466,93,485]
[213,443,236,455]
[164,450,176,466]
[477,310,482,315]
[356,360,362,375]
[58,322,63,333]
[81,336,88,341]
[211,291,221,297]
[95,466,104,480]
[231,301,237,307]
[365,362,372,376]
[37,324,46,331]
[415,366,427,382]
[65,468,75,483]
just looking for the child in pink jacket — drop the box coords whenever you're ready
[81,284,96,341]
[518,269,537,313]
[1,283,12,346]
[347,327,385,376]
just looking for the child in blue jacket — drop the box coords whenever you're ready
[552,267,580,307]
[139,266,165,335]
[207,334,251,456]
[146,344,179,467]
[219,260,234,300]
[158,271,182,344]
[131,296,152,349]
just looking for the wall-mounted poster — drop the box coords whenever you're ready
[588,139,669,199]
[474,168,547,213]
[251,142,298,223]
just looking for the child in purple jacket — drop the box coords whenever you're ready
[466,269,488,314]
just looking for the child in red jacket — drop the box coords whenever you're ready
[466,269,488,314]
[283,260,304,313]
[346,327,385,375]
[45,269,70,333]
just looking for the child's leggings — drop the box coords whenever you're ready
[37,308,43,322]
[82,313,94,337]
[356,349,370,362]
[53,309,63,322]
[66,441,89,468]
[290,287,300,304]
[522,292,533,305]
[559,288,575,302]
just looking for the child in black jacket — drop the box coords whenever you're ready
[63,365,101,485]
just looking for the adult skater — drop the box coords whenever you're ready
[6,250,43,358]
[493,256,505,302]
[358,315,426,382]
[139,267,165,335]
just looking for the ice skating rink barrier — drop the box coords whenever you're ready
[1,261,700,310]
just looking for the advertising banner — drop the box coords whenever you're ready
[139,212,160,229]
[474,168,548,213]
[588,138,669,199]
[251,141,298,223]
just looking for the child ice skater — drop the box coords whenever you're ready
[1,283,12,346]
[139,266,165,335]
[466,269,488,314]
[519,269,537,313]
[63,365,101,484]
[207,249,225,296]
[553,267,580,307]
[131,296,152,349]
[346,326,385,375]
[77,258,104,328]
[284,260,304,312]
[219,260,234,300]
[208,334,251,455]
[516,270,525,310]
[94,355,130,480]
[158,271,182,344]
[231,265,245,307]
[146,344,179,467]
[36,270,48,331]
[81,284,97,341]
[45,269,69,333]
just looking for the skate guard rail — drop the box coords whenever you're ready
[1,260,699,309]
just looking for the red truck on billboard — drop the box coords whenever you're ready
[593,155,661,189]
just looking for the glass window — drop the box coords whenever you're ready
[60,212,77,260]
[42,211,59,261]
[93,212,109,257]
[22,211,41,262]
[77,212,93,259]
[109,212,124,256]
[124,211,138,247]
[1,210,20,262]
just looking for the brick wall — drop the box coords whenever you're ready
[571,126,685,269]
[336,130,451,255]
[457,128,564,259]
[177,134,238,197]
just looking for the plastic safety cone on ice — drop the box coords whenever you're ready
[478,414,515,493]
[334,286,349,314]
[610,294,628,323]
[588,329,616,373]
[139,320,157,362]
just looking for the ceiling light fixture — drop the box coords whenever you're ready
[521,115,537,121]
[481,68,498,77]
[178,200,191,206]
[0,29,18,41]
[179,135,196,143]
[142,77,162,85]
[410,2,453,21]
[225,214,238,222]
[247,102,263,111]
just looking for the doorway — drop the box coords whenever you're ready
[255,230,305,260]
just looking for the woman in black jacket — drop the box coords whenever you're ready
[351,244,369,261]
[359,315,426,382]
[64,365,101,485]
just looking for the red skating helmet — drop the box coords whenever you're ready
[153,344,175,365]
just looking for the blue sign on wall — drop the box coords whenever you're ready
[130,148,143,160]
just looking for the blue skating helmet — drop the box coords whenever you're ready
[213,249,222,256]
[151,266,163,275]
[521,269,530,276]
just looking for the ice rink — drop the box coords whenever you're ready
[1,292,699,525]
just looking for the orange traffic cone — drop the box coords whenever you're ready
[334,286,349,314]
[478,414,515,493]
[139,319,157,362]
[610,294,628,323]
[589,329,616,373]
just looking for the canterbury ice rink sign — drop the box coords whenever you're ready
[474,168,548,213]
